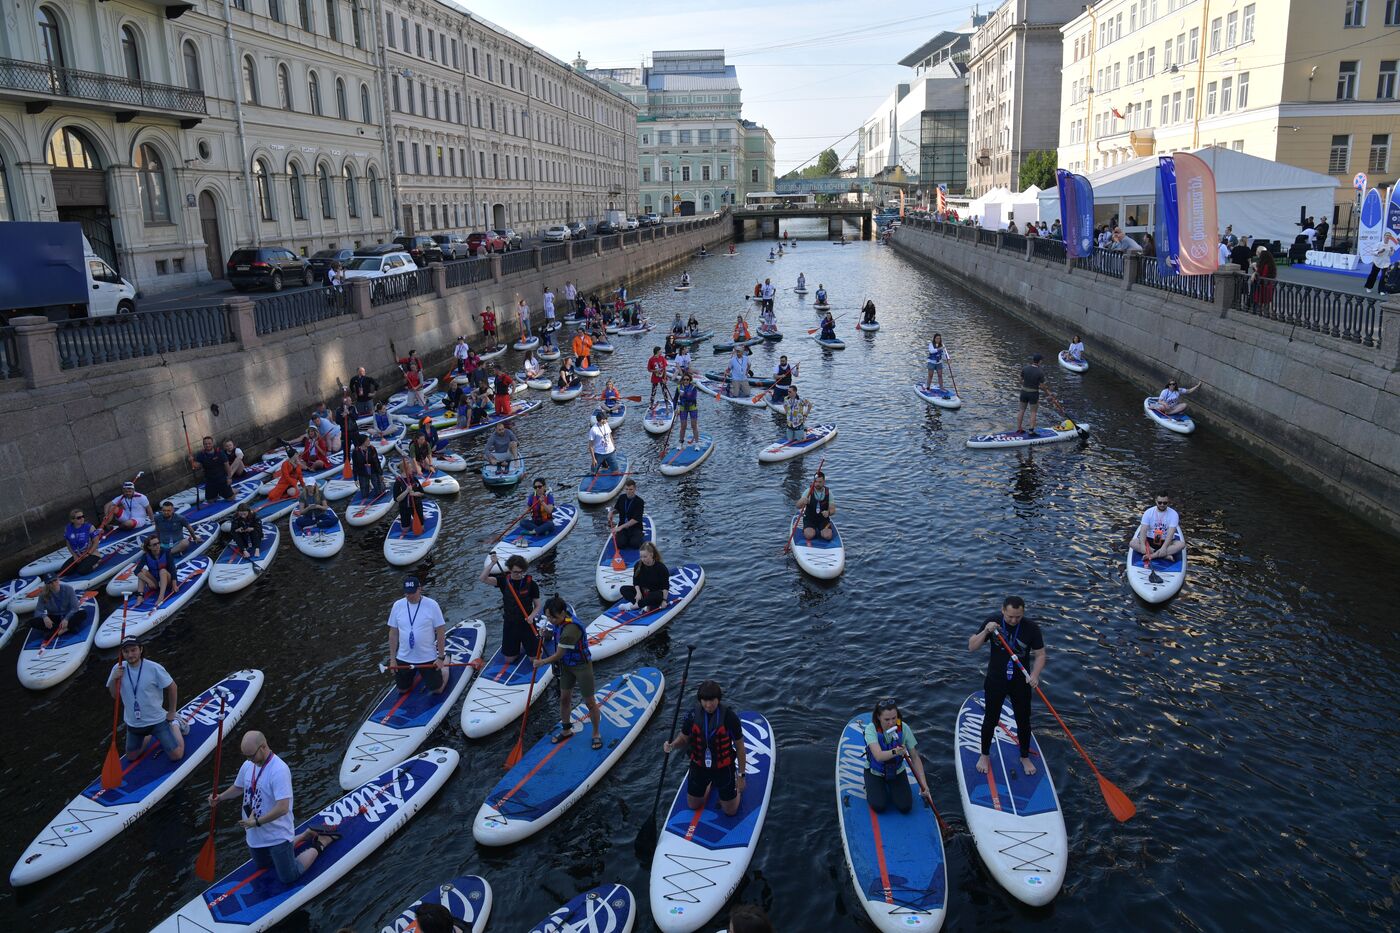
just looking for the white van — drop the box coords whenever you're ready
[82,236,137,317]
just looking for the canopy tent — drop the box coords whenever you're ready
[965,185,1044,228]
[1036,147,1339,245]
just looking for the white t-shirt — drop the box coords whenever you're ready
[237,753,295,848]
[517,302,530,322]
[1068,341,1085,359]
[111,492,153,526]
[454,342,470,361]
[1157,387,1181,407]
[1139,506,1180,539]
[564,283,577,300]
[589,422,615,456]
[543,291,555,316]
[106,658,173,728]
[1217,242,1231,264]
[387,595,446,664]
[674,351,692,371]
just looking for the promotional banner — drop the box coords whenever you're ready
[1056,168,1095,258]
[1386,185,1400,267]
[1356,187,1385,264]
[1154,157,1180,277]
[1172,151,1220,275]
[936,184,948,214]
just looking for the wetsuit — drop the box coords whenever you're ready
[977,614,1044,759]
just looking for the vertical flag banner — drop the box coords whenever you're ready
[1357,187,1385,265]
[1172,150,1220,275]
[1056,168,1095,258]
[1155,157,1180,278]
[937,184,948,214]
[1386,185,1400,267]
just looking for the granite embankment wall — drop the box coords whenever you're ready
[0,218,729,566]
[891,222,1400,537]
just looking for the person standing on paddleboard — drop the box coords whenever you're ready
[588,410,619,475]
[609,480,647,551]
[647,346,668,406]
[107,636,186,761]
[968,596,1046,776]
[101,481,152,532]
[192,436,236,502]
[387,576,448,694]
[63,508,103,576]
[352,434,385,500]
[1015,354,1046,435]
[663,680,748,817]
[349,366,379,418]
[772,357,798,406]
[863,698,934,813]
[534,595,603,749]
[797,470,834,542]
[924,334,950,391]
[208,731,339,884]
[1131,492,1184,563]
[620,541,669,611]
[33,573,84,638]
[480,554,542,665]
[391,461,426,530]
[677,373,702,446]
[760,278,776,313]
[479,306,498,351]
[782,387,812,443]
[727,347,750,398]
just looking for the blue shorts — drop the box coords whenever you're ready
[124,719,181,757]
[250,840,304,884]
[927,361,943,372]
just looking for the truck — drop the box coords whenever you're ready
[604,209,627,228]
[0,221,137,323]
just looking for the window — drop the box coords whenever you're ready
[392,76,400,111]
[317,163,334,217]
[427,28,434,60]
[1338,61,1358,100]
[351,0,363,48]
[681,165,690,181]
[1188,27,1199,61]
[701,164,711,181]
[336,78,347,119]
[1389,0,1400,24]
[1146,47,1155,76]
[411,142,419,173]
[289,163,306,219]
[415,24,422,56]
[324,0,337,39]
[751,168,759,183]
[135,145,169,223]
[1209,17,1220,55]
[661,164,670,181]
[242,56,258,104]
[385,10,393,46]
[47,127,98,168]
[269,0,281,21]
[298,0,312,32]
[1371,134,1391,172]
[1380,61,1397,98]
[1328,134,1351,173]
[344,165,358,217]
[1243,3,1256,40]
[1345,0,1366,27]
[0,153,11,222]
[1161,95,1170,124]
[278,64,292,110]
[657,130,672,145]
[361,84,371,122]
[1221,77,1232,111]
[309,72,321,115]
[121,26,142,81]
[1238,72,1250,108]
[368,167,381,216]
[1184,87,1195,120]
[642,167,651,182]
[182,41,201,92]
[36,6,65,69]
[1225,11,1237,47]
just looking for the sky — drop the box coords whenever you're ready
[456,0,981,174]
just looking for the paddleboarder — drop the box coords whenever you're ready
[609,479,647,551]
[391,460,426,531]
[1148,378,1202,416]
[796,470,834,542]
[733,315,751,344]
[135,535,175,606]
[101,481,153,532]
[479,305,498,350]
[191,436,236,501]
[479,554,542,664]
[728,905,775,932]
[727,347,751,398]
[557,357,579,392]
[662,680,748,817]
[860,300,878,326]
[534,595,603,749]
[647,346,668,405]
[291,479,336,534]
[674,344,694,377]
[1130,492,1185,563]
[63,508,103,577]
[967,596,1045,776]
[349,366,379,417]
[32,573,84,637]
[797,272,806,291]
[819,313,837,342]
[619,541,669,611]
[515,295,532,340]
[492,367,514,417]
[299,426,332,471]
[677,373,702,446]
[863,698,933,813]
[352,434,385,500]
[760,278,776,313]
[1066,335,1086,365]
[153,499,197,570]
[521,478,556,535]
[106,636,185,761]
[588,410,619,475]
[1015,353,1046,435]
[229,503,265,559]
[266,453,305,503]
[387,576,448,694]
[782,386,812,443]
[771,357,798,406]
[815,284,828,305]
[484,421,520,475]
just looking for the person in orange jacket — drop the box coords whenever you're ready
[733,315,751,342]
[266,452,305,502]
[571,331,593,369]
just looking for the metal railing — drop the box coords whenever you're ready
[1075,248,1124,279]
[0,326,20,380]
[539,244,567,266]
[976,228,998,247]
[445,257,491,288]
[55,305,231,370]
[370,272,424,306]
[1234,276,1381,347]
[254,288,350,335]
[1030,237,1067,263]
[601,234,622,251]
[500,250,534,276]
[1000,232,1027,254]
[1138,262,1215,303]
[0,56,207,114]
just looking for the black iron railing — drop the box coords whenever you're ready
[1234,276,1381,346]
[1138,262,1215,303]
[254,288,350,335]
[1075,248,1124,279]
[0,326,20,380]
[56,305,229,370]
[0,56,206,114]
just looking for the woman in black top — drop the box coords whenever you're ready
[620,542,669,610]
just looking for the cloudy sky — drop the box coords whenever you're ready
[456,0,978,173]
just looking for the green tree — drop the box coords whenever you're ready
[784,148,842,179]
[1019,150,1059,190]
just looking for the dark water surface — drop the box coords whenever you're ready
[4,219,1398,933]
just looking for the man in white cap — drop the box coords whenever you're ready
[386,576,448,694]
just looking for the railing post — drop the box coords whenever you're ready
[594,237,603,257]
[1123,253,1140,290]
[350,277,373,319]
[1213,270,1236,317]
[531,246,543,270]
[564,241,574,263]
[490,253,503,283]
[1024,239,1033,262]
[223,297,259,350]
[10,315,63,388]
[429,262,446,298]
[1382,296,1400,371]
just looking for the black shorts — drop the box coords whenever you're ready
[804,513,830,533]
[1020,390,1040,405]
[394,665,443,693]
[686,762,738,802]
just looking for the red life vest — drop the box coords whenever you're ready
[687,705,736,770]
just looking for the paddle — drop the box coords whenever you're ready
[194,692,226,882]
[583,394,643,403]
[502,578,545,770]
[783,458,825,554]
[945,356,961,399]
[635,643,696,863]
[98,597,130,791]
[180,411,201,507]
[378,660,478,673]
[607,522,627,572]
[1040,384,1088,438]
[806,313,846,336]
[992,630,1136,822]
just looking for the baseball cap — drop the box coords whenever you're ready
[1032,353,1044,362]
[403,576,420,594]
[40,571,57,583]
[119,636,141,649]
[122,481,136,490]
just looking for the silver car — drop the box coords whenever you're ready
[432,234,471,260]
[542,225,571,242]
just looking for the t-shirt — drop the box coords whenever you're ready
[543,292,555,314]
[647,354,667,381]
[111,493,153,526]
[236,754,296,848]
[728,356,748,380]
[154,513,194,547]
[485,428,517,455]
[492,573,540,624]
[1157,387,1181,407]
[313,416,342,444]
[632,558,669,595]
[977,615,1044,684]
[193,449,229,483]
[613,494,645,529]
[1020,364,1045,391]
[1139,506,1180,540]
[1067,341,1084,359]
[588,422,614,456]
[387,595,446,664]
[65,522,100,555]
[107,658,174,728]
[674,351,692,372]
[862,721,917,775]
[454,342,470,360]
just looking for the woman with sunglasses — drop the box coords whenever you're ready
[863,698,934,814]
[1148,378,1202,416]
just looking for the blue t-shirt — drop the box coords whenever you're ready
[193,448,229,483]
[64,522,100,554]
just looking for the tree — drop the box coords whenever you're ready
[1019,150,1059,190]
[783,148,842,180]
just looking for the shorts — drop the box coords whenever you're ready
[394,664,444,693]
[686,762,738,802]
[124,719,181,757]
[805,512,830,533]
[557,661,596,696]
[1020,390,1040,405]
[927,361,943,372]
[250,840,304,885]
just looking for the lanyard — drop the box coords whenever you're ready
[403,599,421,651]
[702,708,715,752]
[249,753,274,801]
[127,660,144,718]
[1002,619,1022,681]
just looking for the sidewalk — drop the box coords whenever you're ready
[136,278,317,312]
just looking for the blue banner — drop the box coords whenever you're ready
[1056,169,1095,258]
[1386,186,1400,266]
[1154,157,1181,278]
[775,178,870,194]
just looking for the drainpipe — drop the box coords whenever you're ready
[221,0,259,245]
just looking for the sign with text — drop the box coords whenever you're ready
[775,178,871,194]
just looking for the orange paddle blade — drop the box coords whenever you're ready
[194,836,218,882]
[410,499,424,536]
[100,739,123,790]
[504,740,524,769]
[1099,775,1137,822]
[611,552,627,572]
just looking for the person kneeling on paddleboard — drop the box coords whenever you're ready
[864,698,934,814]
[782,387,812,443]
[480,554,542,665]
[32,573,83,639]
[107,636,186,762]
[861,300,878,326]
[230,503,265,560]
[387,576,448,695]
[819,313,837,342]
[1131,492,1184,563]
[208,730,340,885]
[534,595,603,749]
[664,680,748,817]
[815,285,828,305]
[797,471,834,542]
[619,541,669,611]
[967,596,1045,777]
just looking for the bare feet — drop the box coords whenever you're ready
[976,753,990,774]
[1021,756,1038,776]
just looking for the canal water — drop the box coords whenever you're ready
[3,219,1396,932]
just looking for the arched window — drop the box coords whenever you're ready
[324,0,338,40]
[343,165,358,217]
[367,166,381,216]
[242,55,258,104]
[335,78,347,119]
[253,158,274,220]
[288,163,306,219]
[120,26,142,81]
[135,144,170,223]
[278,64,292,110]
[308,71,322,115]
[182,41,201,91]
[317,163,333,217]
[350,0,363,49]
[360,83,372,123]
[36,6,65,69]
[46,127,99,168]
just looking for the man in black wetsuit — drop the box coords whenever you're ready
[967,595,1046,776]
[1015,353,1045,435]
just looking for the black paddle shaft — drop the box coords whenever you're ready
[636,644,696,861]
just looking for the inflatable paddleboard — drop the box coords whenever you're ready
[617,324,651,336]
[17,597,99,690]
[492,504,578,564]
[813,302,831,311]
[659,434,715,476]
[836,714,947,932]
[1058,351,1088,373]
[61,533,167,598]
[150,748,459,933]
[11,669,264,886]
[757,423,837,463]
[528,884,637,933]
[345,489,395,527]
[593,341,616,354]
[586,564,704,661]
[290,510,345,558]
[676,330,713,346]
[478,345,507,362]
[814,336,846,350]
[19,524,146,579]
[379,876,493,933]
[473,667,664,845]
[538,346,561,361]
[643,399,675,435]
[552,384,584,402]
[704,371,774,388]
[94,557,211,649]
[596,516,657,600]
[914,385,962,410]
[592,404,626,429]
[1126,528,1187,603]
[953,692,1067,906]
[461,609,570,738]
[576,363,602,377]
[578,453,630,505]
[966,423,1090,449]
[513,336,541,352]
[790,520,845,579]
[857,322,881,332]
[435,399,541,441]
[1144,397,1195,434]
[209,526,279,594]
[482,455,527,487]
[650,712,776,933]
[383,499,442,566]
[698,379,768,408]
[674,285,692,291]
[0,609,17,651]
[368,423,406,455]
[339,622,485,789]
[712,337,764,352]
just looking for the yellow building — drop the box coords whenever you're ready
[1057,0,1400,233]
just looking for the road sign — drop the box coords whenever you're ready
[1354,172,1367,191]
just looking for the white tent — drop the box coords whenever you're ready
[1036,147,1339,245]
[967,185,1045,229]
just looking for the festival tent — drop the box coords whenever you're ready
[966,185,1045,229]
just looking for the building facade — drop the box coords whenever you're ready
[966,0,1082,196]
[1056,0,1400,225]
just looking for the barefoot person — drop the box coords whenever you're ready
[967,596,1045,777]
[924,334,950,391]
[386,576,448,695]
[862,698,933,814]
[1015,353,1045,435]
[796,469,834,541]
[1148,378,1202,416]
[534,596,603,749]
[1130,492,1185,562]
[662,680,748,817]
[676,373,701,446]
[619,541,669,611]
[484,421,520,475]
[106,637,186,763]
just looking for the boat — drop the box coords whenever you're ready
[1143,397,1195,434]
[914,385,963,410]
[435,399,542,441]
[813,302,832,311]
[595,516,657,600]
[1058,351,1088,373]
[492,504,579,564]
[538,346,561,361]
[758,327,783,341]
[966,422,1090,449]
[1126,528,1187,603]
[208,526,280,594]
[593,341,617,354]
[757,423,837,463]
[461,607,577,737]
[712,336,765,353]
[585,564,704,660]
[674,284,692,291]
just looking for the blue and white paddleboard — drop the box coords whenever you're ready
[176,478,263,525]
[492,504,579,565]
[341,622,484,789]
[1126,528,1187,603]
[914,385,963,410]
[592,404,626,429]
[20,523,146,578]
[437,399,542,441]
[576,363,602,377]
[345,489,395,527]
[586,564,705,661]
[699,378,768,408]
[460,606,575,739]
[249,495,299,524]
[836,715,947,932]
[290,510,346,558]
[208,526,279,594]
[527,883,637,933]
[514,335,541,352]
[473,667,665,845]
[105,519,222,596]
[650,712,776,933]
[676,330,713,346]
[966,423,1090,449]
[385,463,460,496]
[578,452,630,505]
[1058,351,1088,373]
[150,748,459,933]
[16,597,99,690]
[757,423,837,463]
[596,516,658,600]
[643,399,675,435]
[368,422,406,454]
[94,557,211,649]
[593,341,616,354]
[482,455,527,487]
[379,876,493,933]
[10,670,264,886]
[953,692,1067,906]
[383,500,442,567]
[814,336,846,350]
[552,384,584,402]
[791,520,845,580]
[0,608,17,651]
[1143,397,1195,434]
[659,434,715,476]
[7,535,146,613]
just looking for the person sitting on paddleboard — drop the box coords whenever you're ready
[208,730,339,885]
[135,535,175,607]
[299,426,332,471]
[371,402,394,441]
[864,698,934,814]
[387,576,448,694]
[1131,491,1184,563]
[1066,335,1086,364]
[479,306,498,350]
[1015,353,1046,435]
[819,313,837,342]
[266,452,304,503]
[797,273,807,291]
[815,285,828,305]
[600,379,622,415]
[408,432,438,478]
[968,596,1045,777]
[391,460,425,531]
[663,334,679,360]
[484,422,519,475]
[33,573,83,639]
[620,540,669,611]
[409,903,463,933]
[403,359,427,410]
[230,503,265,560]
[223,439,251,482]
[925,334,950,392]
[733,316,751,343]
[522,351,542,381]
[521,478,555,535]
[535,595,603,749]
[1149,378,1201,416]
[768,248,777,260]
[677,374,701,446]
[419,416,446,452]
[102,481,152,532]
[674,345,693,376]
[663,680,748,817]
[291,479,336,534]
[557,357,579,391]
[609,479,647,552]
[467,389,491,429]
[108,637,186,763]
[782,386,812,443]
[153,499,196,570]
[445,381,469,429]
[588,410,619,475]
[680,271,691,287]
[671,313,685,336]
[860,300,877,325]
[797,470,834,541]
[727,347,750,398]
[63,507,103,577]
[647,346,669,405]
[480,553,542,665]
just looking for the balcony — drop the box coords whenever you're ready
[0,57,206,127]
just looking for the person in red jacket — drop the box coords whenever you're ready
[479,306,498,350]
[492,367,514,416]
[299,427,331,471]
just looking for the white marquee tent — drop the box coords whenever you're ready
[966,185,1045,229]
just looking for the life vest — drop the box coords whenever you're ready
[804,487,828,522]
[927,344,946,365]
[528,493,552,523]
[774,364,792,386]
[753,284,762,297]
[734,322,750,341]
[686,704,736,770]
[549,613,591,667]
[866,723,906,779]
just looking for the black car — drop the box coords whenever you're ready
[226,247,311,292]
[567,222,589,239]
[307,248,355,282]
[492,228,523,251]
[595,220,619,235]
[392,235,445,266]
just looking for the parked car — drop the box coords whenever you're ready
[307,248,355,282]
[340,250,417,281]
[492,228,523,251]
[642,213,661,227]
[392,235,444,266]
[567,222,589,239]
[542,225,571,243]
[467,231,507,255]
[595,220,619,235]
[625,217,640,231]
[432,233,472,260]
[226,247,311,292]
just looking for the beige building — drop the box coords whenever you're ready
[1057,0,1400,227]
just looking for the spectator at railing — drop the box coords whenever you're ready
[1007,221,1019,234]
[1248,246,1277,313]
[1050,219,1062,240]
[1109,228,1143,253]
[1026,223,1039,238]
[1230,236,1253,272]
[1142,233,1156,258]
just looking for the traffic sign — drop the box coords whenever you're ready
[1354,172,1367,191]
